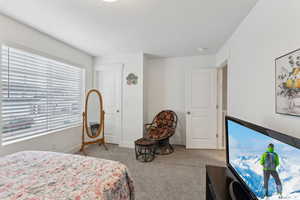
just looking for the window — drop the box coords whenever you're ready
[1,45,84,144]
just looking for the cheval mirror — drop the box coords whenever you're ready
[80,89,107,155]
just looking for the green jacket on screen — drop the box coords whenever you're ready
[260,147,280,171]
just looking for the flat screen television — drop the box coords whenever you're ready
[226,116,300,200]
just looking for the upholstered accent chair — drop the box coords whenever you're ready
[145,110,178,155]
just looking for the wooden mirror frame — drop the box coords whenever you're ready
[80,89,107,155]
[84,89,104,138]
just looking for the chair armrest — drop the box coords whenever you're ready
[144,123,153,131]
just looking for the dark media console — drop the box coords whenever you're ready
[206,165,254,200]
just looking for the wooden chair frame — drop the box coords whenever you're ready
[144,110,178,155]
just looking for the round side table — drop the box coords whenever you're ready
[134,138,156,162]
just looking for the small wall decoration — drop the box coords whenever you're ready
[276,49,300,116]
[126,73,138,85]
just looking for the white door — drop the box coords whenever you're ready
[94,65,123,144]
[186,68,217,149]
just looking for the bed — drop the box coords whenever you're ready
[0,151,134,200]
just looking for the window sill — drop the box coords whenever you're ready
[2,124,82,146]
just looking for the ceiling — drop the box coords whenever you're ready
[0,0,258,57]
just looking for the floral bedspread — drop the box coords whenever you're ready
[0,151,134,200]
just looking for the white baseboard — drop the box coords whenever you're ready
[119,140,135,149]
[105,135,119,144]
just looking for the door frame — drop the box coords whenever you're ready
[216,62,228,150]
[94,64,124,145]
[185,67,218,149]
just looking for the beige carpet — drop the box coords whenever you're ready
[79,144,226,200]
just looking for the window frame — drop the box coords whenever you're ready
[0,43,86,145]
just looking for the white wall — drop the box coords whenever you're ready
[216,0,300,138]
[94,53,144,148]
[0,14,93,156]
[145,55,216,145]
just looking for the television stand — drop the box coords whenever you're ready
[206,165,254,200]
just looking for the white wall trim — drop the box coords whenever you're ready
[119,140,135,149]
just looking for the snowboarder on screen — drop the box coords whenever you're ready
[260,143,283,198]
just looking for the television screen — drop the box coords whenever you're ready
[227,119,300,200]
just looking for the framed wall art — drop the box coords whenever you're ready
[276,49,300,116]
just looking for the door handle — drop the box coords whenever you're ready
[116,110,120,113]
[187,111,191,115]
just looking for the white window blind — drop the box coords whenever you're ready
[1,45,84,144]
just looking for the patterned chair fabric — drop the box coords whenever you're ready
[148,127,175,140]
[146,110,178,141]
[155,111,176,128]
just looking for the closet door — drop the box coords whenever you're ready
[185,68,217,149]
[94,65,123,144]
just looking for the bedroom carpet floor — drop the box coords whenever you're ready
[79,144,225,200]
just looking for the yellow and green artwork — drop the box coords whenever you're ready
[276,49,300,116]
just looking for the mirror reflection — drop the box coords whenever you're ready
[87,92,102,137]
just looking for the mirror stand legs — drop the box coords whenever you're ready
[79,145,87,156]
[99,142,108,150]
[80,138,108,156]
